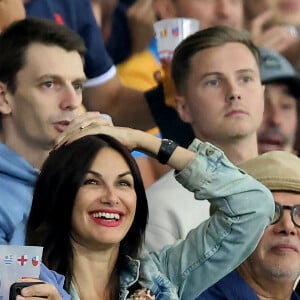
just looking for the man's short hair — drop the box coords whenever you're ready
[0,18,86,93]
[171,26,260,92]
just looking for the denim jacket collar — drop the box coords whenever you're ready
[119,256,140,299]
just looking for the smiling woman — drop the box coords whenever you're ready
[25,130,274,299]
[26,134,149,299]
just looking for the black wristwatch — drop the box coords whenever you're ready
[157,139,178,164]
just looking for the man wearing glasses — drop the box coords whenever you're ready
[197,150,300,300]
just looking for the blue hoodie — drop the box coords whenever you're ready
[0,143,39,244]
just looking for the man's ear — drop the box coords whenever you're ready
[0,82,12,115]
[153,0,177,19]
[175,94,193,123]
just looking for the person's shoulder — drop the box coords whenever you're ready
[0,143,37,185]
[146,170,176,192]
[291,291,300,300]
[39,263,71,299]
[39,263,64,284]
[197,271,241,299]
[146,170,195,206]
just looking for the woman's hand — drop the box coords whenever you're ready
[15,278,62,300]
[54,112,113,148]
[248,10,299,53]
[54,112,141,152]
[55,121,139,152]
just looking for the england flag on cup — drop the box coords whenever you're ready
[17,255,28,266]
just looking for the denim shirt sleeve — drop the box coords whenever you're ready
[151,139,274,299]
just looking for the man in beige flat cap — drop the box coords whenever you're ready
[197,150,300,300]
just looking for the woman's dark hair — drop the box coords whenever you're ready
[26,134,148,290]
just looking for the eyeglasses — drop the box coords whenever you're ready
[271,202,300,227]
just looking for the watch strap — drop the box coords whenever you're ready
[157,139,177,164]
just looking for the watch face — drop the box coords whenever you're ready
[163,139,173,145]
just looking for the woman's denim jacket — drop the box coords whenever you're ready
[119,139,274,299]
[44,139,274,300]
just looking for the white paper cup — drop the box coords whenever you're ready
[0,245,43,300]
[154,18,200,62]
[153,18,200,107]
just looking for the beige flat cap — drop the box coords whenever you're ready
[238,151,300,193]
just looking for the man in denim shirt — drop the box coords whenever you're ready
[198,151,300,300]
